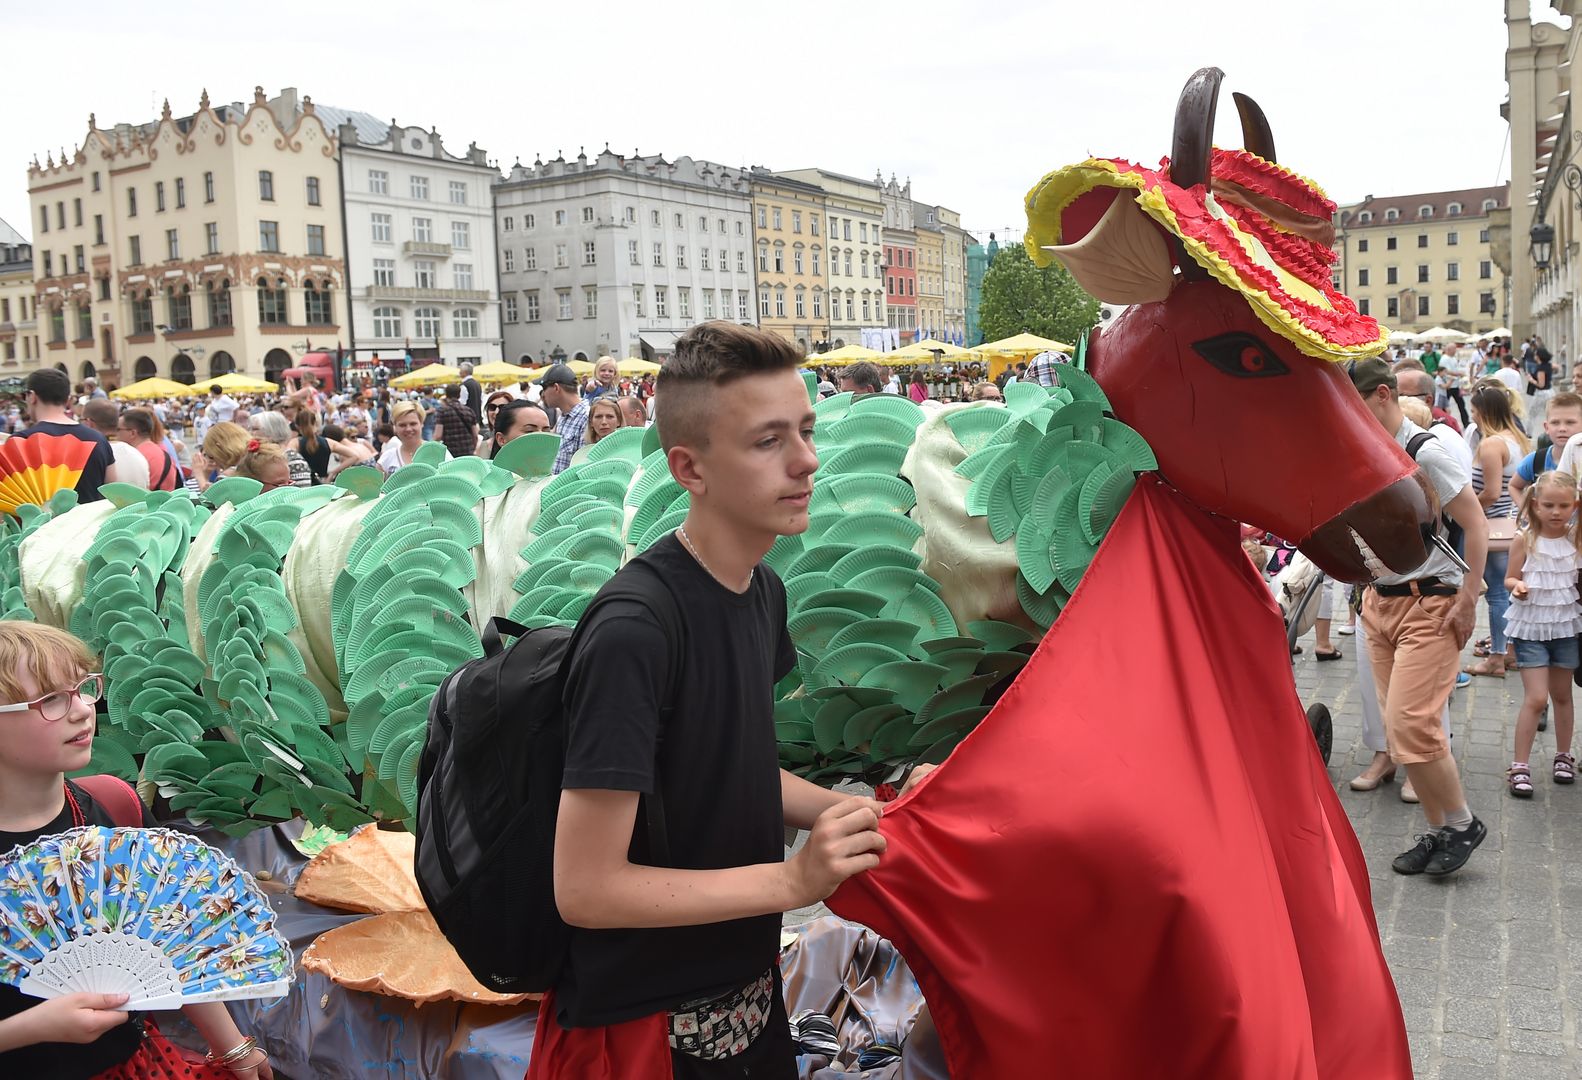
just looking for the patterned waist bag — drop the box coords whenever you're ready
[667,969,775,1060]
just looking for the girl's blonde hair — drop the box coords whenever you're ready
[235,440,288,484]
[0,622,97,707]
[586,397,624,444]
[1517,470,1581,552]
[202,421,251,469]
[1399,397,1433,428]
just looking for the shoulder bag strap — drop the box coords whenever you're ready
[73,774,144,828]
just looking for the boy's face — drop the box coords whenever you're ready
[683,370,818,539]
[1545,406,1582,447]
[0,668,96,777]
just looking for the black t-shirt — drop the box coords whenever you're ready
[297,435,332,481]
[556,533,796,1027]
[13,421,115,504]
[0,781,159,1079]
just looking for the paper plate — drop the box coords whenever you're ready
[492,431,561,478]
[911,706,991,749]
[944,405,1014,456]
[848,393,924,426]
[922,647,988,686]
[584,425,647,464]
[636,508,689,553]
[811,696,864,755]
[785,606,868,656]
[1015,570,1064,628]
[817,443,908,479]
[1052,363,1112,409]
[785,544,857,579]
[815,474,918,516]
[558,531,624,571]
[913,672,1003,729]
[828,546,922,581]
[820,413,919,450]
[821,512,922,551]
[882,584,958,640]
[202,476,264,507]
[858,661,948,713]
[797,588,889,621]
[848,565,941,603]
[812,643,910,688]
[842,703,909,752]
[868,713,923,762]
[824,618,922,658]
[784,572,839,612]
[814,391,855,421]
[763,532,805,576]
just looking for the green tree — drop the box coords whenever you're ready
[978,244,1101,345]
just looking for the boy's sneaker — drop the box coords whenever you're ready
[1424,818,1487,876]
[1392,833,1440,875]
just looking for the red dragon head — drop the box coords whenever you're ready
[1026,68,1435,582]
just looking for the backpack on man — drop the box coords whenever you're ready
[413,564,684,993]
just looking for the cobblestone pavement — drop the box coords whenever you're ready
[1295,615,1582,1080]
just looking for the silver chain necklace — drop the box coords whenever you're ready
[677,525,753,588]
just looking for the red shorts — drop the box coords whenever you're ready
[525,991,671,1080]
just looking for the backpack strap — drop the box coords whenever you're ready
[72,774,143,828]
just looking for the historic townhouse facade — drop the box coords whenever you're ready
[747,170,828,353]
[913,211,946,343]
[495,150,756,364]
[0,220,37,371]
[878,175,917,345]
[937,206,968,344]
[338,116,503,369]
[778,169,883,349]
[26,87,348,387]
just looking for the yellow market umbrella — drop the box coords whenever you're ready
[189,372,279,394]
[389,364,462,389]
[565,359,597,377]
[801,344,882,369]
[471,361,535,385]
[885,339,969,362]
[974,333,1073,357]
[618,357,663,377]
[108,377,191,400]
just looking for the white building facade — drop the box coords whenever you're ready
[337,118,503,369]
[494,149,757,364]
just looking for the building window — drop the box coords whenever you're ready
[1417,234,1428,248]
[1385,266,1398,285]
[373,306,402,337]
[1357,298,1370,316]
[674,245,686,268]
[413,260,436,288]
[794,249,804,275]
[812,290,823,318]
[503,248,516,272]
[845,251,853,276]
[525,291,540,321]
[655,288,668,317]
[1479,260,1492,279]
[414,307,441,338]
[1447,231,1458,246]
[701,248,711,270]
[49,308,65,344]
[411,176,429,201]
[629,239,640,265]
[92,171,101,193]
[305,281,334,325]
[92,213,105,246]
[1417,295,1430,316]
[369,170,388,195]
[258,277,288,325]
[454,263,474,290]
[307,224,326,256]
[73,302,91,341]
[1417,264,1429,284]
[699,215,709,233]
[371,213,392,243]
[581,206,594,223]
[626,206,637,223]
[1358,268,1369,286]
[737,251,746,273]
[738,291,749,321]
[132,290,154,335]
[861,251,869,277]
[678,288,690,319]
[759,287,770,318]
[1386,237,1397,251]
[98,277,110,301]
[771,207,781,231]
[525,213,536,229]
[373,258,396,286]
[846,293,855,321]
[207,279,232,327]
[652,209,662,226]
[1384,208,1398,221]
[1446,262,1459,281]
[554,243,568,268]
[862,295,871,320]
[758,243,769,272]
[1386,297,1398,319]
[1479,228,1490,243]
[204,222,219,255]
[165,228,179,261]
[454,308,480,336]
[129,235,141,266]
[305,176,321,207]
[583,240,597,265]
[653,242,664,267]
[795,289,806,318]
[813,251,821,277]
[757,207,767,229]
[450,180,468,205]
[585,288,598,318]
[1480,291,1496,313]
[259,221,279,252]
[503,295,518,323]
[843,220,852,241]
[1446,294,1460,316]
[156,182,166,212]
[259,171,274,201]
[633,285,644,317]
[503,216,515,232]
[703,290,715,319]
[772,245,783,273]
[557,290,572,320]
[127,188,137,217]
[524,247,537,270]
[554,209,567,226]
[452,221,471,249]
[413,217,433,243]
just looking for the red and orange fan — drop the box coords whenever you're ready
[0,432,95,515]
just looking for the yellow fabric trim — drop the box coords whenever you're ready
[1023,160,1140,268]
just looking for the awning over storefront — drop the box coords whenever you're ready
[639,331,682,356]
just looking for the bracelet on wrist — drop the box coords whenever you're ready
[205,1035,256,1067]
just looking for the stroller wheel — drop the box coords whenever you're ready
[1307,703,1333,765]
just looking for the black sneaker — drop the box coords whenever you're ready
[1424,818,1486,876]
[1392,833,1440,875]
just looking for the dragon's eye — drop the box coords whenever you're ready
[1191,332,1290,378]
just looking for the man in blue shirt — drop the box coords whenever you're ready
[538,363,590,474]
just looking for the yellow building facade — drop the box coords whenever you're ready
[0,222,39,371]
[914,221,945,341]
[26,88,348,387]
[748,172,828,353]
[1333,186,1509,334]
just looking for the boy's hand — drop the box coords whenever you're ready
[784,797,886,907]
[20,993,130,1044]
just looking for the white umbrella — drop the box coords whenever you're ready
[1477,326,1513,340]
[1416,326,1471,344]
[1386,329,1419,346]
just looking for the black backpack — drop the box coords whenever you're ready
[413,562,685,994]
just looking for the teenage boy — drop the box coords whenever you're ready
[1351,357,1487,876]
[1509,391,1582,502]
[537,322,905,1079]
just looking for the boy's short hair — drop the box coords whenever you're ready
[0,623,97,707]
[1548,391,1582,415]
[656,320,802,452]
[25,369,71,406]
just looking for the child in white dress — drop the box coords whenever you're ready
[1503,471,1582,797]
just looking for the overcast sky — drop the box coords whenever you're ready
[0,1,1543,247]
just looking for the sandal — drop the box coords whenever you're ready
[1555,753,1576,785]
[1473,637,1493,657]
[1463,657,1506,678]
[1508,763,1534,799]
[1315,648,1343,662]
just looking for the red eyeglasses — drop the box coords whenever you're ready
[0,673,104,721]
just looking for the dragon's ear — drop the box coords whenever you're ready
[1042,188,1174,305]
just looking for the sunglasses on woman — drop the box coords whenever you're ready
[0,673,105,721]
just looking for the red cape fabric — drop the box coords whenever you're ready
[525,991,670,1080]
[829,475,1411,1079]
